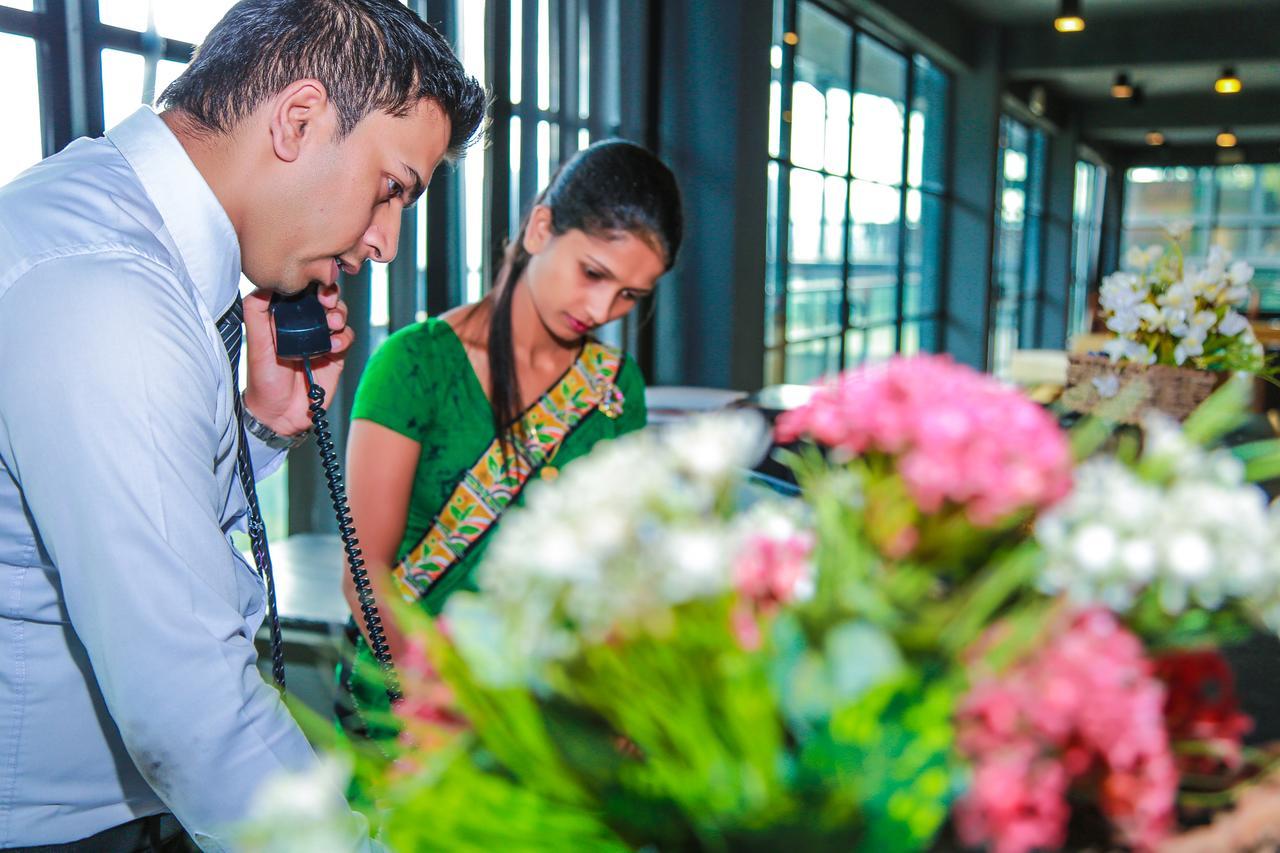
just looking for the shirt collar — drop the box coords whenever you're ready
[106,106,242,320]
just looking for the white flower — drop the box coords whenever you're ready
[1102,337,1155,365]
[1218,310,1250,337]
[1106,307,1141,335]
[1036,417,1280,630]
[1206,245,1229,277]
[1134,302,1164,330]
[665,410,769,483]
[235,757,368,852]
[1174,336,1204,365]
[1119,539,1158,581]
[1071,523,1118,573]
[1092,373,1120,399]
[1189,310,1218,334]
[1158,281,1196,312]
[1166,532,1213,581]
[1163,220,1193,242]
[451,411,787,679]
[1219,283,1251,305]
[1125,244,1164,270]
[1229,259,1255,287]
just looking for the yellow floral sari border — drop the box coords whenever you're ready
[391,342,623,602]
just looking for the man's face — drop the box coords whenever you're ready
[244,97,451,294]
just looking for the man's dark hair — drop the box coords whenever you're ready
[158,0,487,159]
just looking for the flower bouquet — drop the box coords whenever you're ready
[1064,225,1266,422]
[256,357,1280,853]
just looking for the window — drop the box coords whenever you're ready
[1068,160,1106,339]
[766,0,949,385]
[1123,164,1280,314]
[0,31,40,186]
[989,115,1047,377]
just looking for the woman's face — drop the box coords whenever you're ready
[521,205,667,344]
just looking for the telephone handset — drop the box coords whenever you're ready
[268,284,403,704]
[270,283,333,360]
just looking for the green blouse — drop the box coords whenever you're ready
[350,317,648,614]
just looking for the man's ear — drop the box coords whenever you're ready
[268,79,332,163]
[522,205,554,254]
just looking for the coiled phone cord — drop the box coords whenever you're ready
[303,359,403,705]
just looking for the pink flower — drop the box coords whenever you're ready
[730,524,814,650]
[778,356,1072,530]
[956,609,1177,853]
[733,529,815,608]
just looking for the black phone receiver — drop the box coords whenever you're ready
[270,283,333,360]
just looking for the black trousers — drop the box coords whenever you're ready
[5,814,195,853]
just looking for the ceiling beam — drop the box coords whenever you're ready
[836,0,981,72]
[1003,9,1280,76]
[1078,92,1280,131]
[1116,143,1280,169]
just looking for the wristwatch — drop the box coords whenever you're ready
[242,406,311,450]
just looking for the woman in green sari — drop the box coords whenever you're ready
[337,140,683,739]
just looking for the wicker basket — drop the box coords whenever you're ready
[1061,352,1228,424]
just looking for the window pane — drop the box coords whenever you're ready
[1125,166,1211,222]
[851,34,906,185]
[900,319,939,356]
[787,171,845,342]
[0,0,35,10]
[459,0,487,301]
[101,49,145,130]
[0,32,41,186]
[907,55,948,190]
[866,325,896,363]
[510,0,523,105]
[790,3,851,174]
[903,190,944,319]
[1217,165,1255,216]
[101,51,188,130]
[765,162,782,348]
[848,179,900,326]
[785,336,839,384]
[98,0,238,45]
[1262,164,1280,214]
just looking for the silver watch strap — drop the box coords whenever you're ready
[242,406,310,450]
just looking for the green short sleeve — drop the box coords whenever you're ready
[351,322,435,443]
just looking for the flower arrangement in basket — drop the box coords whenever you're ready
[1064,223,1266,422]
[246,357,1280,853]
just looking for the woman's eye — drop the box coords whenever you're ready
[584,267,605,281]
[386,178,404,201]
[620,290,641,302]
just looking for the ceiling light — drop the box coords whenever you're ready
[1111,72,1134,99]
[1054,0,1085,32]
[1215,67,1242,94]
[782,31,798,46]
[1145,130,1165,146]
[1216,129,1238,148]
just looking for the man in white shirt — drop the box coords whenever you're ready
[0,0,485,849]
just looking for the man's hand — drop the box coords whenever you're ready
[241,283,353,436]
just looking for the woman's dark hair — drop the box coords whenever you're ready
[485,139,682,457]
[158,0,487,159]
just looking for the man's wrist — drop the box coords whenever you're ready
[242,405,310,450]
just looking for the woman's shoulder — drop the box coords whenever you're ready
[374,316,469,362]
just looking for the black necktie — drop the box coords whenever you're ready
[216,296,287,689]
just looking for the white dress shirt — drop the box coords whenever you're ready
[0,107,365,850]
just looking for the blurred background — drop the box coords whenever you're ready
[3,0,1276,707]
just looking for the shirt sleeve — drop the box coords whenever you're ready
[351,323,434,443]
[0,253,369,851]
[614,354,649,436]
